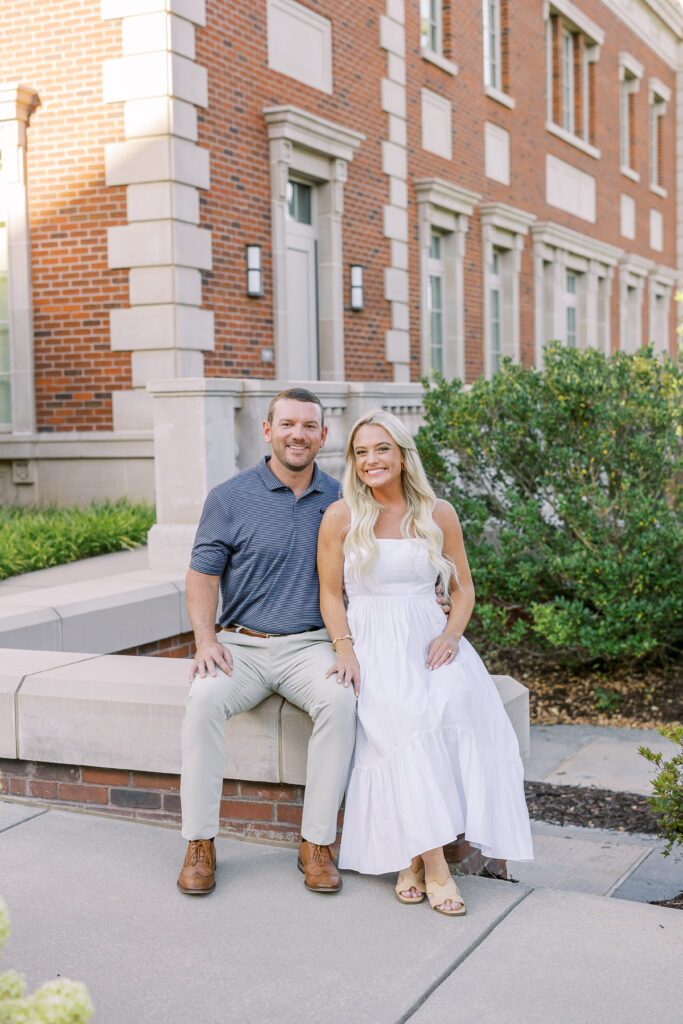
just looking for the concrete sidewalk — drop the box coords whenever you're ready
[1,802,681,1024]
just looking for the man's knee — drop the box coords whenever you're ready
[313,680,357,725]
[185,671,231,720]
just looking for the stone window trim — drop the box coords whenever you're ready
[0,83,40,435]
[480,203,536,378]
[264,105,364,383]
[619,53,642,178]
[544,1,602,151]
[483,1,514,106]
[532,221,620,365]
[618,253,654,354]
[420,1,459,75]
[414,178,481,381]
[648,78,670,197]
[648,264,677,356]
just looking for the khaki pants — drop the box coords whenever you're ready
[180,629,357,845]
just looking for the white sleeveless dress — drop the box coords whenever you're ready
[338,538,533,874]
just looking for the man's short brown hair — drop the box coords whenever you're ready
[267,388,325,428]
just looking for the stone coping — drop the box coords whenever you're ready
[0,568,189,653]
[0,649,530,784]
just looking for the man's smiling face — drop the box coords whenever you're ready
[263,398,327,474]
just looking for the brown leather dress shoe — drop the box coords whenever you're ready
[177,839,216,895]
[297,840,342,893]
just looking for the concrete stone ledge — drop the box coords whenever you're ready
[1,649,530,784]
[0,569,189,653]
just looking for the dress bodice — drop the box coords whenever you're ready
[344,538,438,600]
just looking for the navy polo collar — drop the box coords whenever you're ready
[257,456,324,495]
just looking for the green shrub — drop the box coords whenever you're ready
[416,343,683,663]
[639,725,683,856]
[0,500,155,579]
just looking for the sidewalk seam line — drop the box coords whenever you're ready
[0,807,49,834]
[603,845,654,897]
[396,886,534,1024]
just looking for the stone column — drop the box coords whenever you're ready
[146,378,242,569]
[102,0,213,432]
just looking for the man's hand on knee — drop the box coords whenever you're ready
[189,642,233,681]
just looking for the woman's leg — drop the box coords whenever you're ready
[421,847,465,912]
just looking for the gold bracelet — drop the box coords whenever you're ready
[332,634,353,652]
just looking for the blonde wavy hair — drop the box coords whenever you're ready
[342,409,457,593]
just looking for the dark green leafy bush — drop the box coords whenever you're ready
[416,343,682,663]
[0,500,156,579]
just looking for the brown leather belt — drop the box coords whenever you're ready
[217,623,285,639]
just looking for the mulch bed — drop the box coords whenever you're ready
[524,781,660,834]
[481,646,683,730]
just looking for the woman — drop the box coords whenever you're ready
[317,410,533,916]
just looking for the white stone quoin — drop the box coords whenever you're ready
[101,0,214,432]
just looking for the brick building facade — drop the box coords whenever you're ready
[0,0,681,503]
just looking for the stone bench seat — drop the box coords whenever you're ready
[0,649,530,784]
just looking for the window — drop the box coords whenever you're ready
[561,29,574,134]
[286,180,312,224]
[483,0,501,90]
[619,54,642,177]
[489,249,502,373]
[480,203,534,377]
[482,1,513,105]
[618,254,650,354]
[566,271,577,347]
[545,3,603,155]
[649,79,670,195]
[532,222,620,366]
[415,178,481,381]
[421,0,442,55]
[648,268,677,357]
[0,219,9,427]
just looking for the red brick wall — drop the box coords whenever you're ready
[0,757,506,874]
[1,0,130,431]
[2,0,678,429]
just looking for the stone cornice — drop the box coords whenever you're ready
[479,202,537,235]
[263,105,365,162]
[531,221,623,265]
[414,178,481,218]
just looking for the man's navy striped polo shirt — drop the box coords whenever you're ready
[189,456,340,634]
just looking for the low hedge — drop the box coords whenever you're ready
[416,343,682,664]
[0,499,156,579]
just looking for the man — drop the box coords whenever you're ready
[177,387,356,895]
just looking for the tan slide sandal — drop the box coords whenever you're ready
[426,876,467,916]
[395,865,426,904]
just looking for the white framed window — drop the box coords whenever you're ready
[532,222,620,366]
[421,0,442,55]
[481,203,535,378]
[648,266,677,357]
[565,270,578,347]
[489,249,502,374]
[483,0,501,91]
[415,179,481,381]
[427,231,444,373]
[545,3,603,156]
[561,28,574,134]
[648,80,670,195]
[618,254,651,354]
[618,54,642,177]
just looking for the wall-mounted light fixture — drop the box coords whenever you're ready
[246,245,263,296]
[350,264,364,310]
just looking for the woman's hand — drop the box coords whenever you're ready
[326,651,361,696]
[426,631,460,671]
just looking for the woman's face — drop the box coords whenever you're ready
[352,424,403,490]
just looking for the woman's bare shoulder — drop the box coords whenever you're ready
[322,499,352,528]
[433,498,460,528]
